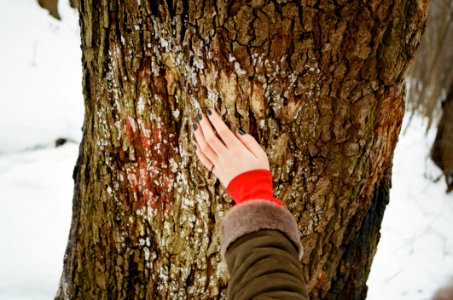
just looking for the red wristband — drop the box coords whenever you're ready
[226,169,282,206]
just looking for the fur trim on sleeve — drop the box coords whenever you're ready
[219,200,303,262]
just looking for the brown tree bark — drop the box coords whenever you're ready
[56,1,428,299]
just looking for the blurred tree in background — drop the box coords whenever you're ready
[37,0,78,20]
[406,0,453,191]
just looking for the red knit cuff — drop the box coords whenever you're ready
[226,169,282,206]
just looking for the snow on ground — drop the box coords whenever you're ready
[0,146,77,300]
[0,1,452,299]
[0,1,82,299]
[367,117,453,300]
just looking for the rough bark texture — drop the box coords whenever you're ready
[431,82,453,192]
[56,1,428,299]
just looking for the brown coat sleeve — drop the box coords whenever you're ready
[219,200,309,300]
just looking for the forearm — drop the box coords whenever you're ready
[220,200,309,300]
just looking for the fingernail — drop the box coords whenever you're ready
[192,124,198,131]
[207,109,212,116]
[238,128,245,135]
[197,112,202,121]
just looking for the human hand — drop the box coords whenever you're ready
[192,108,270,188]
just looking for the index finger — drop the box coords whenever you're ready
[206,109,241,149]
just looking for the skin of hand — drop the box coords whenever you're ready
[192,109,270,188]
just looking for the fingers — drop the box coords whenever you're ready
[206,109,242,149]
[193,140,214,170]
[235,130,267,159]
[192,123,219,164]
[197,112,229,155]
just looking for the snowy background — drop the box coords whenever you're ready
[0,1,451,299]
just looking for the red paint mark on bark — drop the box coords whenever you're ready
[122,117,180,213]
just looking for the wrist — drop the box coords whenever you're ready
[226,169,282,206]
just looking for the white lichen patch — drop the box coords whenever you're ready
[207,89,219,103]
[157,263,169,291]
[182,198,194,209]
[234,61,246,76]
[127,116,137,133]
[137,96,145,114]
[193,58,205,70]
[169,157,178,173]
[160,37,169,51]
[144,247,150,260]
[189,95,202,113]
[172,109,180,119]
[114,120,123,141]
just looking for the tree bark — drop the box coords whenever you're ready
[56,1,428,299]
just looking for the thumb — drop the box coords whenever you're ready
[235,128,267,159]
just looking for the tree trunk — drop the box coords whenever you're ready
[56,1,428,299]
